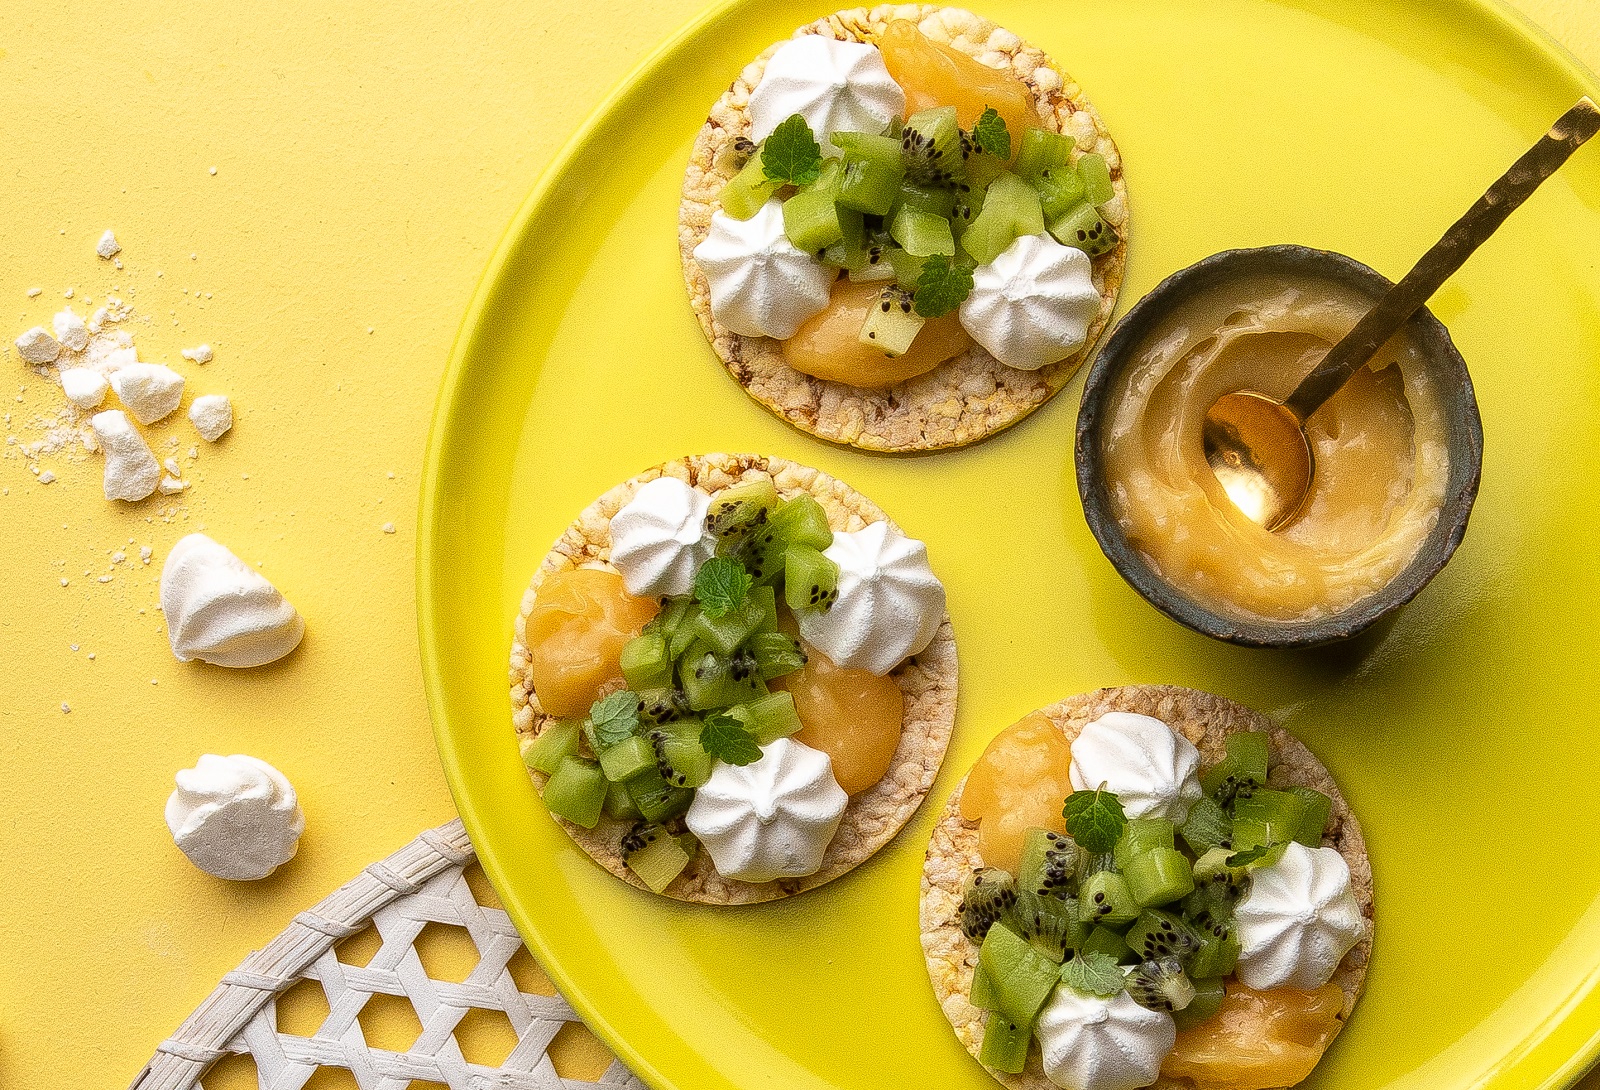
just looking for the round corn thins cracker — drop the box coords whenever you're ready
[510,453,958,903]
[920,685,1373,1089]
[678,5,1128,452]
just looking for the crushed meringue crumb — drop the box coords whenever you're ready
[382,522,396,534]
[96,230,121,259]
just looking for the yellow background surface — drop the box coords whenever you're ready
[0,1,1595,1088]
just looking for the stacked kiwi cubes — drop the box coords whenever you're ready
[523,481,842,893]
[958,733,1336,1072]
[719,104,1117,347]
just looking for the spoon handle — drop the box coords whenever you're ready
[1283,96,1600,423]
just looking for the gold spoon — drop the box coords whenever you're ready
[1203,96,1600,531]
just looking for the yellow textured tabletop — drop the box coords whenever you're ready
[0,1,1595,1088]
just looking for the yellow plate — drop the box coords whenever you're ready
[419,1,1600,1087]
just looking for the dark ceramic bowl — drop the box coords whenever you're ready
[1075,245,1484,648]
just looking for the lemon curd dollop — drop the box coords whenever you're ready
[958,712,1074,873]
[1161,981,1345,1090]
[1100,273,1451,623]
[524,568,658,718]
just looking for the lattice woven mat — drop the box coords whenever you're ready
[130,818,646,1090]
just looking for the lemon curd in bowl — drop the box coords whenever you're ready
[1076,246,1484,648]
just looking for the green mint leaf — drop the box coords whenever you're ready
[761,114,823,187]
[912,255,975,318]
[1227,842,1284,868]
[694,556,753,619]
[971,107,1011,160]
[1060,951,1125,998]
[588,690,640,749]
[700,712,763,766]
[1062,786,1127,853]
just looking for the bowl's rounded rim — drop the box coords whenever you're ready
[1074,244,1486,649]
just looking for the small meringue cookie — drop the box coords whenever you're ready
[1069,711,1204,824]
[748,36,905,144]
[1235,840,1366,990]
[609,477,715,598]
[693,199,835,339]
[60,367,110,411]
[1036,986,1176,1090]
[111,362,186,424]
[796,521,944,676]
[15,326,61,365]
[188,394,233,441]
[959,234,1101,370]
[53,307,90,352]
[165,754,305,880]
[685,737,847,883]
[160,533,305,667]
[91,409,162,502]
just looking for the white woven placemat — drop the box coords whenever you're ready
[130,818,646,1090]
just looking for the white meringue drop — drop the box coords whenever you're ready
[959,233,1101,370]
[685,737,847,883]
[748,36,905,144]
[1069,712,1203,824]
[165,754,305,880]
[609,477,715,598]
[796,521,944,676]
[1235,840,1365,990]
[693,200,835,339]
[111,362,186,424]
[1036,986,1176,1090]
[91,409,161,502]
[160,533,305,668]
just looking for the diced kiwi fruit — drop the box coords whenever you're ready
[1125,956,1196,1014]
[1007,891,1086,962]
[1125,909,1201,961]
[522,718,582,775]
[1018,828,1085,898]
[543,756,607,829]
[680,643,767,711]
[1200,731,1270,808]
[1048,201,1118,258]
[720,150,782,220]
[745,631,807,681]
[1286,786,1333,846]
[1181,882,1239,944]
[666,607,702,661]
[646,718,713,789]
[890,179,958,220]
[636,687,692,727]
[730,690,805,746]
[859,284,926,356]
[783,160,846,254]
[959,867,1019,942]
[901,106,966,189]
[1076,152,1114,206]
[620,631,673,692]
[620,821,691,893]
[1173,978,1227,1032]
[1113,818,1176,871]
[821,206,869,270]
[598,735,656,783]
[832,131,906,215]
[784,544,839,614]
[1180,797,1234,856]
[769,494,833,551]
[1014,128,1075,180]
[887,246,928,291]
[1193,847,1252,894]
[979,921,1060,1030]
[888,205,956,258]
[1083,924,1137,965]
[1232,789,1307,851]
[1080,870,1140,925]
[686,600,766,657]
[704,479,780,542]
[1123,846,1195,907]
[1185,928,1241,980]
[978,1012,1031,1075]
[654,594,694,641]
[1033,168,1087,221]
[970,961,998,1010]
[603,781,642,821]
[625,768,694,823]
[960,172,1045,264]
